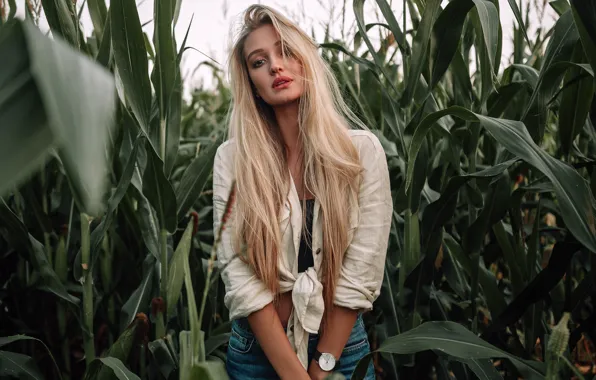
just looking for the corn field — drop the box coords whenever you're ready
[1,0,596,379]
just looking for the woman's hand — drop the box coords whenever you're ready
[308,360,331,380]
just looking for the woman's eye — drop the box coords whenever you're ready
[252,59,265,68]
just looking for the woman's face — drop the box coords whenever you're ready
[244,24,304,107]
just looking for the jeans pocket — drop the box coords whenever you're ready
[341,316,369,355]
[342,337,368,354]
[228,324,255,354]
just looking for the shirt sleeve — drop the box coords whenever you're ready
[333,133,393,311]
[212,144,274,319]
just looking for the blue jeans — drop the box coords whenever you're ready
[225,314,376,379]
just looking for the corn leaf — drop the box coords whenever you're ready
[152,0,180,176]
[406,106,596,253]
[166,219,194,317]
[120,254,155,332]
[558,44,595,156]
[0,351,44,380]
[142,140,177,232]
[98,357,140,380]
[351,321,546,380]
[430,0,474,90]
[88,0,108,38]
[110,0,152,136]
[400,0,441,106]
[570,0,596,75]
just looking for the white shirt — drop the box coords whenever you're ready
[212,129,393,369]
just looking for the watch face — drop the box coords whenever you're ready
[318,353,336,371]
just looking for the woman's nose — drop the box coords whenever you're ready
[270,58,283,74]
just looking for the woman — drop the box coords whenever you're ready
[212,4,392,380]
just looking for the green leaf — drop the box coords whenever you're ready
[570,0,596,75]
[152,0,180,175]
[120,254,155,332]
[6,0,16,21]
[99,357,141,380]
[352,321,545,380]
[0,335,61,378]
[406,106,596,253]
[471,0,500,74]
[92,315,149,380]
[167,220,194,317]
[148,338,178,378]
[522,10,579,121]
[558,44,595,156]
[175,139,220,220]
[0,199,79,305]
[462,358,503,379]
[352,0,399,95]
[550,0,570,16]
[40,0,80,48]
[0,350,44,380]
[0,21,116,215]
[401,0,442,106]
[374,0,410,55]
[507,0,531,47]
[430,0,474,90]
[142,141,177,232]
[110,0,152,135]
[88,0,108,38]
[74,133,143,281]
[205,333,231,357]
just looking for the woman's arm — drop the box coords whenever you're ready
[308,306,358,379]
[248,303,311,380]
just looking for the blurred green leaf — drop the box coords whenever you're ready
[74,133,143,281]
[0,20,116,215]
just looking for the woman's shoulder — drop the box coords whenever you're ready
[215,138,237,162]
[346,129,385,158]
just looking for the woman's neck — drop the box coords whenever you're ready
[274,100,300,155]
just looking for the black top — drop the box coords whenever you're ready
[297,199,315,272]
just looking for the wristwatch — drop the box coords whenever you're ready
[313,350,340,371]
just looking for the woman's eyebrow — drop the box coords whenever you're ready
[246,40,282,61]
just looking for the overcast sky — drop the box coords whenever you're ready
[16,0,557,91]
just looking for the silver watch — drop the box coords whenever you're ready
[314,350,339,371]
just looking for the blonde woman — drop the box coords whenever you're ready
[212,4,392,380]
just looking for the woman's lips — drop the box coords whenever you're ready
[273,80,292,89]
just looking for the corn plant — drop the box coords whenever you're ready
[1,0,229,378]
[1,0,596,379]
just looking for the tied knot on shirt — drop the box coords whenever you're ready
[279,267,324,369]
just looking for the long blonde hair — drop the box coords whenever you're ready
[225,4,369,312]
